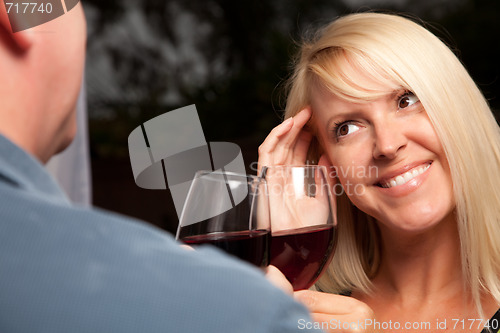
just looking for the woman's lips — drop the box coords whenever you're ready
[379,162,431,188]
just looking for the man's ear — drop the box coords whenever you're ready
[0,4,32,53]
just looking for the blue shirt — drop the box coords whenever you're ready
[0,135,322,333]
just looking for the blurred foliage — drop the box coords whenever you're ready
[83,0,125,33]
[84,0,500,159]
[440,0,500,112]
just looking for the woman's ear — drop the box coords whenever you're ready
[0,6,32,53]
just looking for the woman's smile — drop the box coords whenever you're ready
[376,161,431,188]
[373,161,432,197]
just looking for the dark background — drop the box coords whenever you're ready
[83,0,500,235]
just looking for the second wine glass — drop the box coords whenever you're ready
[263,165,337,290]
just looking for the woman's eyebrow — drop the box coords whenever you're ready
[389,88,407,99]
[324,109,365,130]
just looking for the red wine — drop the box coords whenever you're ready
[182,230,270,267]
[270,224,336,290]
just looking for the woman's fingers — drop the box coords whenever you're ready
[291,130,313,165]
[258,117,294,174]
[295,290,372,315]
[295,290,362,315]
[265,265,293,295]
[273,108,312,165]
[258,108,312,173]
[180,244,195,251]
[277,107,312,151]
[295,290,377,332]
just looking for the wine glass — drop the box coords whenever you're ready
[176,170,270,267]
[262,165,337,290]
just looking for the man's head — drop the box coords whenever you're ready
[0,3,86,163]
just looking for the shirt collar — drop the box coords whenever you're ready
[0,134,70,205]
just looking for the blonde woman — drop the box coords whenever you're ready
[259,13,500,332]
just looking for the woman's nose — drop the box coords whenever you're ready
[372,122,408,160]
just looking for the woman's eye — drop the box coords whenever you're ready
[336,123,360,138]
[398,92,420,109]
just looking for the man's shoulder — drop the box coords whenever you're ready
[0,185,317,333]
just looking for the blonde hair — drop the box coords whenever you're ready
[284,12,500,314]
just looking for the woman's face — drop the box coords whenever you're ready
[311,81,455,233]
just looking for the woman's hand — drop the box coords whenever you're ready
[258,107,335,231]
[295,290,379,333]
[265,265,293,295]
[257,108,313,175]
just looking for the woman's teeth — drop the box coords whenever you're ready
[381,164,431,188]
